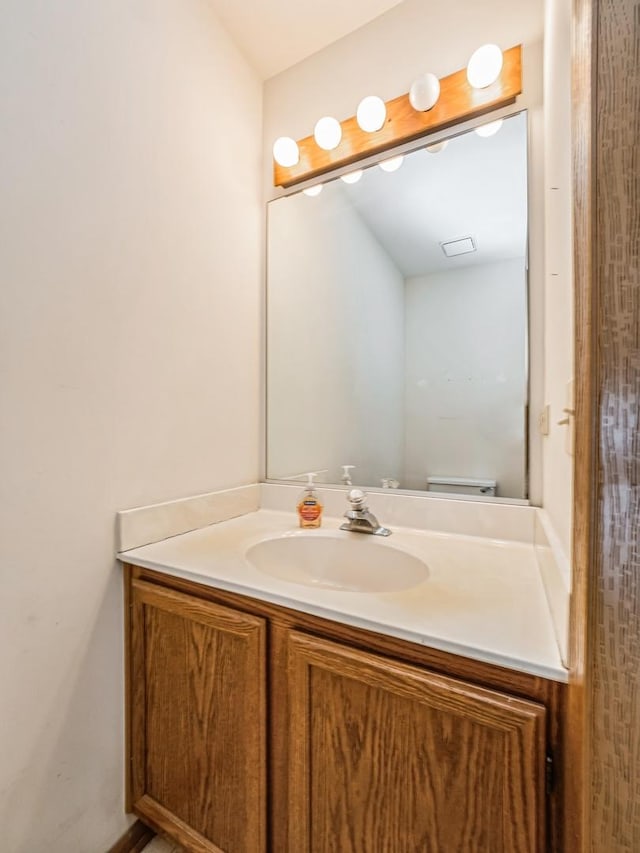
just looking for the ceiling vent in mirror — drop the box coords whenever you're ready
[440,237,476,257]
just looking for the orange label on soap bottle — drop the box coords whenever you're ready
[298,497,322,527]
[299,500,321,520]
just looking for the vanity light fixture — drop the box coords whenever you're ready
[314,116,342,151]
[356,96,387,132]
[466,44,504,89]
[425,140,448,154]
[302,184,323,197]
[379,155,404,173]
[409,73,441,112]
[340,170,363,184]
[475,118,503,138]
[273,44,521,187]
[273,136,299,168]
[441,236,476,257]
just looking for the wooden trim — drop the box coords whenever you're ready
[127,564,562,704]
[274,44,522,187]
[134,794,223,853]
[131,577,265,638]
[269,623,293,853]
[106,820,154,853]
[129,579,148,807]
[566,0,597,849]
[286,635,312,853]
[123,563,134,814]
[588,0,640,839]
[568,0,640,848]
[289,629,547,730]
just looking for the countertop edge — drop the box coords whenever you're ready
[119,552,569,685]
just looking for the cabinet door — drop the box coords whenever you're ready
[129,579,266,853]
[286,631,546,853]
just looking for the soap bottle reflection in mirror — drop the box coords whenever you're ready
[341,465,355,486]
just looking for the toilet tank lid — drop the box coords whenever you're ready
[427,476,497,488]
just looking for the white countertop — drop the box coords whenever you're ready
[118,508,567,682]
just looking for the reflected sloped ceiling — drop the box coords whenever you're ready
[340,112,528,277]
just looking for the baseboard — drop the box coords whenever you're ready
[106,820,155,853]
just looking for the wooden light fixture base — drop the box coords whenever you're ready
[274,44,522,188]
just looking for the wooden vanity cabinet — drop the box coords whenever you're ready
[281,629,546,853]
[125,566,564,853]
[128,577,267,853]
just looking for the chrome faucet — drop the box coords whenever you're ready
[340,489,391,537]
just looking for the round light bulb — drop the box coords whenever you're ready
[425,140,448,154]
[340,170,363,184]
[356,96,386,132]
[475,118,503,138]
[303,184,323,197]
[466,44,503,89]
[314,116,342,151]
[379,155,404,173]
[409,73,440,111]
[272,136,299,167]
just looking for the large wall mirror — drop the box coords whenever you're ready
[266,111,529,500]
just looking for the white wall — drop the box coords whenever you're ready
[267,187,404,485]
[0,2,261,850]
[404,260,528,496]
[263,0,547,505]
[542,0,573,556]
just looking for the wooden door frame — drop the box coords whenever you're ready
[569,0,640,849]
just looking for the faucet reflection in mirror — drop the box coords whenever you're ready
[266,112,529,500]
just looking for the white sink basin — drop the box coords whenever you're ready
[245,531,428,593]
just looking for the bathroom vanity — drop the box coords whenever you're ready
[111,44,577,853]
[119,501,567,853]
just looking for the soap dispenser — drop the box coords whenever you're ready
[297,472,324,529]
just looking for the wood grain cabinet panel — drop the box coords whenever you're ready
[129,579,266,853]
[285,630,547,853]
[125,569,563,852]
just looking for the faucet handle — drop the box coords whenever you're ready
[347,489,367,508]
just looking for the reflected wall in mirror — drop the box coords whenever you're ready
[266,111,529,500]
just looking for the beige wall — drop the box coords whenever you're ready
[0,1,261,849]
[404,260,528,497]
